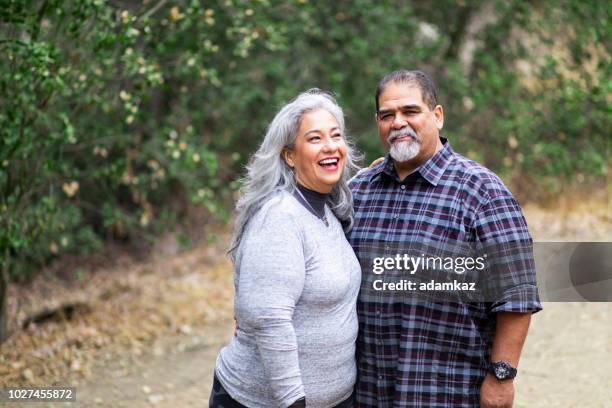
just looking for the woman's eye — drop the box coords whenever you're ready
[309,136,321,141]
[332,133,342,139]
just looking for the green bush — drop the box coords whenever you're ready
[0,0,609,281]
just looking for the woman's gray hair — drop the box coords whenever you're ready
[229,89,362,260]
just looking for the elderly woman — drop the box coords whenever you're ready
[210,90,361,408]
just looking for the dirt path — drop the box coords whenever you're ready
[75,324,233,407]
[2,199,611,407]
[23,304,610,408]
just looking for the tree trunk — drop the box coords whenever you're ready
[0,253,10,344]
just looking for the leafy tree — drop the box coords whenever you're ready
[0,0,608,342]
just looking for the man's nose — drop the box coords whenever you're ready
[392,114,408,129]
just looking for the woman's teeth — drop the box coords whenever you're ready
[319,158,338,165]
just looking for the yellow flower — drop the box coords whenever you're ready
[121,173,133,185]
[170,7,182,22]
[154,168,166,180]
[140,212,150,227]
[508,135,518,149]
[147,159,160,169]
[62,181,79,197]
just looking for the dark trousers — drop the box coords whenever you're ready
[209,373,354,407]
[209,373,247,407]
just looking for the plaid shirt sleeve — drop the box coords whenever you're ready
[473,190,542,314]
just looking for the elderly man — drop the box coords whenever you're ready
[348,70,541,407]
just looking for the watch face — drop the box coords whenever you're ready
[495,363,510,378]
[493,361,512,379]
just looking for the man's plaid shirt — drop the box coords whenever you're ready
[348,138,542,407]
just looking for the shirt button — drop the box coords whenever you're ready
[394,214,399,219]
[400,185,406,190]
[378,375,383,380]
[376,310,381,316]
[377,339,383,345]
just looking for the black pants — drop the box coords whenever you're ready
[209,373,354,407]
[209,373,247,408]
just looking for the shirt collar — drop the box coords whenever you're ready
[369,137,453,186]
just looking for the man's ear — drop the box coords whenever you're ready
[433,105,444,130]
[282,148,294,168]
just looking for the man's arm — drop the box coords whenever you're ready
[480,312,532,408]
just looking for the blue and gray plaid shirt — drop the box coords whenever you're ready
[348,137,542,407]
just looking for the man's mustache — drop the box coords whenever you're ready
[388,127,419,144]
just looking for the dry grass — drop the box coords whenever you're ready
[0,233,234,388]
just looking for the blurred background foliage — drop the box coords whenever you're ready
[0,0,610,282]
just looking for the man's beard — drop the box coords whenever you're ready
[388,127,420,162]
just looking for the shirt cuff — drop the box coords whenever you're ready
[489,284,543,314]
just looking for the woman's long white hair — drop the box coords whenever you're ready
[229,89,362,260]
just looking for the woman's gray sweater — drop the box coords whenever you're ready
[215,191,361,408]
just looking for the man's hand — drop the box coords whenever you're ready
[369,157,385,168]
[480,373,514,408]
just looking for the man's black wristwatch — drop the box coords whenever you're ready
[489,361,517,380]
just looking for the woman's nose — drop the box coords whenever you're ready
[322,138,338,152]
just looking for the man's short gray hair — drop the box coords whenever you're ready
[375,70,438,112]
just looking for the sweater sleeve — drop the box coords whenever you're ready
[235,208,306,407]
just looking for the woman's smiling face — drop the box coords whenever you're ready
[283,108,347,194]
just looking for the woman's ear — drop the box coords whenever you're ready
[282,148,295,168]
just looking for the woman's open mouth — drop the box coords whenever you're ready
[318,157,340,171]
